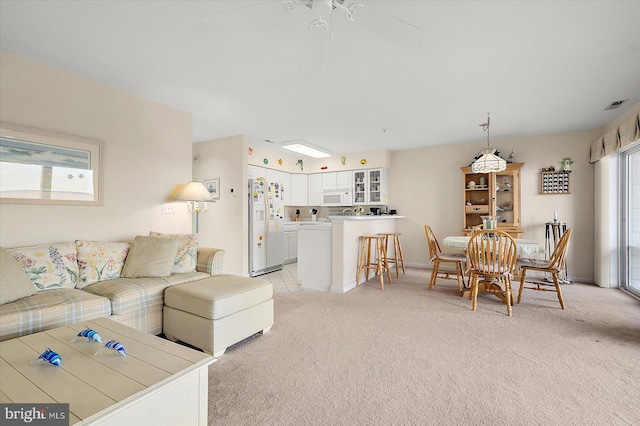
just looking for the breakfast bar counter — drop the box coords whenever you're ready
[329,215,406,293]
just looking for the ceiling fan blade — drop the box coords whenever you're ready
[195,1,287,33]
[352,2,424,50]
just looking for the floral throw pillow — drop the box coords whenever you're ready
[9,243,79,291]
[75,241,130,289]
[149,231,198,273]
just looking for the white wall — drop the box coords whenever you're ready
[390,128,602,283]
[193,136,248,275]
[0,51,193,247]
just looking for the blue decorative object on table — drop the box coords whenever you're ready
[95,339,126,357]
[32,348,62,366]
[72,326,102,343]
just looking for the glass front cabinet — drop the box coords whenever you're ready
[353,168,388,205]
[461,163,523,238]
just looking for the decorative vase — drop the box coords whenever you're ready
[481,215,499,230]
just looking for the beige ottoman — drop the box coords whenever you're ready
[163,275,273,357]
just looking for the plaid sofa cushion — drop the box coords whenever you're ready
[82,272,210,315]
[0,248,36,304]
[149,232,198,273]
[121,236,180,278]
[0,288,111,341]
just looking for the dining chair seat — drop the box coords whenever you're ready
[438,253,467,262]
[424,225,467,295]
[518,229,572,309]
[516,258,552,269]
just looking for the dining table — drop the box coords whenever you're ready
[441,235,544,301]
[442,235,544,256]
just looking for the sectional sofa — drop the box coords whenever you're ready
[0,234,225,341]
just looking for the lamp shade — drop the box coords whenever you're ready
[174,181,215,202]
[471,149,507,174]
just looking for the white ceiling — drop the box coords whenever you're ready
[1,0,639,155]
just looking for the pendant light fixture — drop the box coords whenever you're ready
[471,113,506,174]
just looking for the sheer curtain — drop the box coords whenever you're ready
[620,146,640,296]
[592,104,640,288]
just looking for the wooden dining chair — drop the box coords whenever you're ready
[424,225,467,295]
[467,229,518,316]
[517,228,572,309]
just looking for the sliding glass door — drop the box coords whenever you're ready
[621,145,640,297]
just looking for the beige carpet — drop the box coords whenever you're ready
[208,268,640,426]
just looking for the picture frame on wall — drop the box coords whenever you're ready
[0,122,104,206]
[204,178,220,200]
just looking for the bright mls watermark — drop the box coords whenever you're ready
[1,404,68,425]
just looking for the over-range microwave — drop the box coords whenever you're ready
[321,189,353,207]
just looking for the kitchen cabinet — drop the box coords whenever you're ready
[322,171,352,190]
[248,165,267,179]
[461,162,523,237]
[284,223,299,264]
[336,171,352,189]
[353,168,388,205]
[308,173,322,206]
[290,174,308,206]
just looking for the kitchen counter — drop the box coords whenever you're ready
[328,215,406,222]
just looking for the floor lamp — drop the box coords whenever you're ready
[174,181,215,234]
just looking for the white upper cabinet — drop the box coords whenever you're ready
[321,171,353,191]
[336,171,352,189]
[353,170,367,204]
[308,173,322,206]
[353,168,388,205]
[322,172,337,189]
[367,168,388,205]
[290,174,309,206]
[248,165,267,180]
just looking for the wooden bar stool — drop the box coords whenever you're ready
[356,235,392,290]
[379,232,406,279]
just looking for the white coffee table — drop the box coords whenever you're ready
[0,317,215,425]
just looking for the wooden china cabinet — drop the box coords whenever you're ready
[461,163,524,238]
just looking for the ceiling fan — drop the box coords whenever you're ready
[283,0,365,30]
[199,0,423,47]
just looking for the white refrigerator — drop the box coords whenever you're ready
[249,178,285,277]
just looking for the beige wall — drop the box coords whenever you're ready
[0,51,193,247]
[248,144,391,174]
[193,136,249,275]
[390,128,602,283]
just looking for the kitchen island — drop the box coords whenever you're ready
[297,222,333,291]
[297,215,406,293]
[330,215,406,292]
